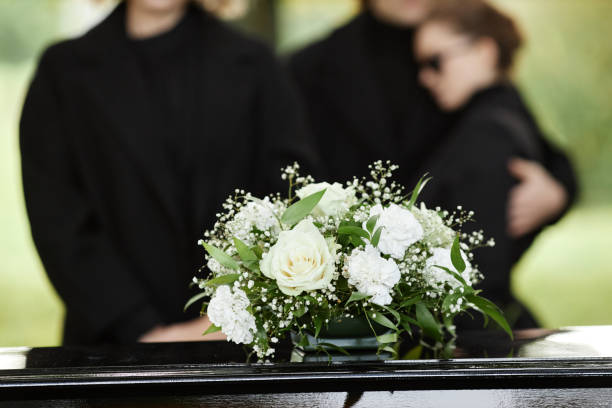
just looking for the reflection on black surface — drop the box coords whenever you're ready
[0,326,609,370]
[4,389,612,408]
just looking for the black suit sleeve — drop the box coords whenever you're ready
[421,119,521,300]
[20,50,162,343]
[252,48,323,193]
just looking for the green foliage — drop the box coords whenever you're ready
[184,292,208,312]
[467,294,514,339]
[233,237,258,262]
[415,303,442,343]
[367,311,397,331]
[204,274,241,287]
[201,242,240,270]
[450,236,466,273]
[370,227,383,248]
[365,215,379,234]
[337,225,370,239]
[407,174,431,208]
[203,324,222,336]
[346,291,370,304]
[281,189,326,226]
[376,332,397,344]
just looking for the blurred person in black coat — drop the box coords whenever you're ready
[289,0,577,328]
[414,0,576,328]
[20,0,318,345]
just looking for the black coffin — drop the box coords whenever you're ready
[1,326,612,407]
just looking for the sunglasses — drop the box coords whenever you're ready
[417,39,475,73]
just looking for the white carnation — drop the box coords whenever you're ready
[411,203,455,248]
[344,245,400,306]
[423,247,472,290]
[227,197,279,244]
[367,204,424,259]
[207,286,257,344]
[296,182,356,218]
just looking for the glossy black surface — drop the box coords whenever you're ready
[1,326,612,406]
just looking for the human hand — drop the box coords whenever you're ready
[138,315,227,343]
[507,158,568,238]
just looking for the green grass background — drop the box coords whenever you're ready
[0,0,610,347]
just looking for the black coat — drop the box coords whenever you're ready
[289,13,577,328]
[420,84,578,326]
[20,4,318,345]
[289,12,450,186]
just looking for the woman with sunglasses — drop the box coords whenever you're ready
[289,0,575,241]
[414,0,576,328]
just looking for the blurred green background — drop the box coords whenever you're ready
[0,0,610,347]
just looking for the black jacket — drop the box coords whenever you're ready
[420,84,578,313]
[289,12,450,186]
[20,4,318,344]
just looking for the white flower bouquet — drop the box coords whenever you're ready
[187,161,511,360]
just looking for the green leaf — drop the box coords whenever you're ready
[281,189,326,226]
[450,236,466,273]
[233,237,258,262]
[350,235,367,248]
[442,341,455,359]
[318,342,350,356]
[184,291,208,312]
[337,226,370,239]
[379,305,400,323]
[370,226,383,248]
[408,174,432,208]
[400,296,421,309]
[297,334,310,348]
[442,292,462,315]
[336,276,350,292]
[346,291,370,304]
[242,260,260,272]
[339,220,361,228]
[435,265,468,287]
[203,323,222,336]
[376,332,398,344]
[314,315,324,338]
[402,344,423,360]
[380,345,398,358]
[252,246,263,259]
[294,304,308,318]
[204,273,240,287]
[415,303,442,342]
[366,214,380,234]
[201,242,239,270]
[368,311,398,331]
[400,314,417,336]
[466,294,513,340]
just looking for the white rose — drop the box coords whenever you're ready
[344,245,400,306]
[367,203,424,259]
[260,219,336,296]
[207,286,257,344]
[296,182,356,218]
[423,247,472,290]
